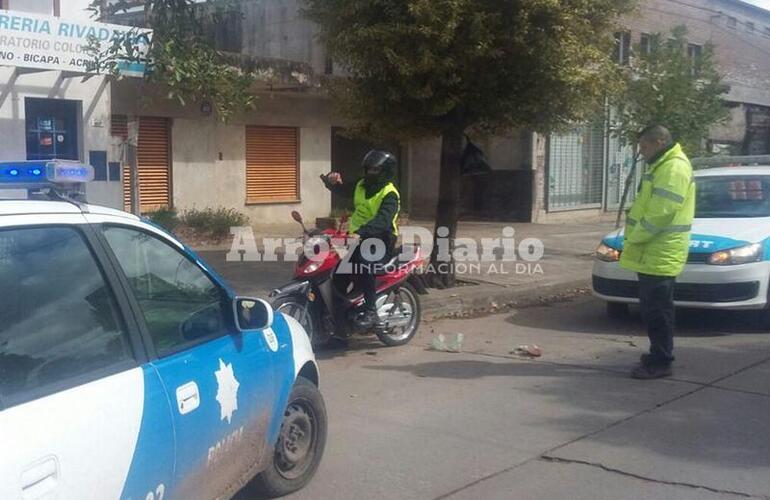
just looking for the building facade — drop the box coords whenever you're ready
[107,0,344,223]
[0,0,362,225]
[0,0,124,207]
[4,0,769,225]
[533,0,770,222]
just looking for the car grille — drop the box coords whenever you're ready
[687,252,711,264]
[593,276,760,303]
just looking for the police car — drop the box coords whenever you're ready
[0,161,326,499]
[593,165,770,323]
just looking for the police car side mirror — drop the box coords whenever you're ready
[234,297,274,332]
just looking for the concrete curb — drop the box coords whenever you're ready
[422,277,591,320]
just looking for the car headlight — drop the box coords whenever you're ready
[595,243,621,262]
[708,243,762,265]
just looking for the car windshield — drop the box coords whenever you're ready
[695,175,770,218]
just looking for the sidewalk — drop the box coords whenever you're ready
[195,220,615,317]
[413,220,613,318]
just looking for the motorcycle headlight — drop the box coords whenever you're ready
[303,261,322,274]
[708,243,762,265]
[595,243,621,262]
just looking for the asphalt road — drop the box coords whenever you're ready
[247,296,770,500]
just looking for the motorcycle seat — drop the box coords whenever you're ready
[374,244,420,275]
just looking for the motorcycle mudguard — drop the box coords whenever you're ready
[269,280,311,299]
[408,274,430,295]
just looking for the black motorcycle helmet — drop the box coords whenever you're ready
[362,149,397,186]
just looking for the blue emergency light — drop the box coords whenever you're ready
[0,160,94,201]
[0,160,94,185]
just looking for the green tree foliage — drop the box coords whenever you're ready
[611,25,729,228]
[613,25,729,155]
[304,0,634,286]
[87,0,256,121]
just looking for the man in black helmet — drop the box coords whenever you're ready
[323,150,401,328]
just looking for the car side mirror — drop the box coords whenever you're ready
[234,297,274,332]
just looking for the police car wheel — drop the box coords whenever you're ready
[251,377,327,497]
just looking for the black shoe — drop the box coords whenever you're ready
[640,353,675,367]
[354,309,378,330]
[631,363,673,380]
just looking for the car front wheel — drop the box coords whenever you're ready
[250,376,327,498]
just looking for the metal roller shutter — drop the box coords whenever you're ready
[245,126,299,203]
[111,114,128,139]
[123,116,171,212]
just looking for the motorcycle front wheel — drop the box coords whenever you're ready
[375,282,421,347]
[273,295,331,348]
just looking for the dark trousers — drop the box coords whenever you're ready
[638,273,676,366]
[350,235,393,311]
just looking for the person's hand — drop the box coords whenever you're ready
[326,172,343,185]
[346,232,361,247]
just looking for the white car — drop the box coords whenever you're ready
[593,166,770,321]
[0,161,326,500]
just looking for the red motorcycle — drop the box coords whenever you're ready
[270,211,428,348]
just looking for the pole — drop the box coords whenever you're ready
[616,149,640,229]
[127,117,140,216]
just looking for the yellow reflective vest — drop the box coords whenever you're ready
[349,180,400,236]
[620,143,695,277]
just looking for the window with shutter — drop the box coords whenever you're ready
[123,116,171,212]
[245,126,300,203]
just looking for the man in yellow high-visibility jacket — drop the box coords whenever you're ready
[324,150,401,329]
[620,125,695,380]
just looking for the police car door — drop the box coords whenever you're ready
[0,217,174,500]
[98,224,280,499]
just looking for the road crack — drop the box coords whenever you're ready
[434,349,770,500]
[539,456,769,499]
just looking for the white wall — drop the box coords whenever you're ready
[170,117,332,225]
[0,1,123,208]
[112,81,338,224]
[0,67,121,208]
[62,0,95,21]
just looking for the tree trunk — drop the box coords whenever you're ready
[428,127,464,288]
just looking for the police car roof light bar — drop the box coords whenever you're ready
[0,160,94,204]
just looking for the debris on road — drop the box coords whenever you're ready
[511,344,543,358]
[429,333,465,353]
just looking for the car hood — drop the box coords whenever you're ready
[601,217,770,253]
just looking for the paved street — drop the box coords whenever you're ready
[253,296,770,500]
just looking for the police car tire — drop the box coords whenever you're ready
[251,377,327,498]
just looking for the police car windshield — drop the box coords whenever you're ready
[696,175,770,218]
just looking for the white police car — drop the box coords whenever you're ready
[594,165,770,323]
[0,161,326,499]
